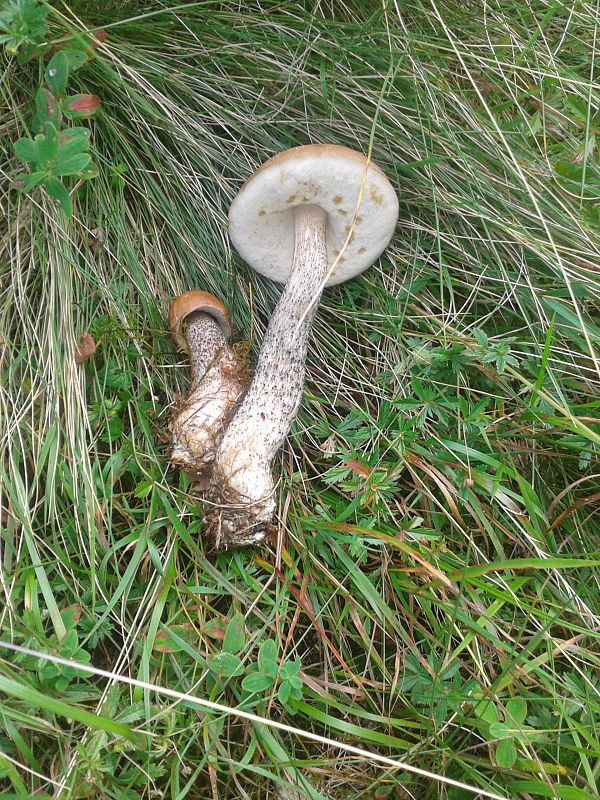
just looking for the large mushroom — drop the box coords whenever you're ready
[208,144,399,549]
[169,290,245,488]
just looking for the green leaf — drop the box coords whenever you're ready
[59,605,80,633]
[258,639,278,678]
[0,0,48,55]
[60,629,78,654]
[473,328,488,348]
[52,152,91,177]
[14,138,37,164]
[43,177,72,217]
[278,680,291,704]
[34,122,59,165]
[46,51,68,96]
[509,781,593,799]
[62,47,88,72]
[289,683,303,700]
[80,161,98,180]
[33,88,60,133]
[473,696,498,724]
[506,697,527,725]
[279,658,300,681]
[22,170,46,191]
[241,671,274,693]
[211,652,243,678]
[134,480,153,499]
[495,737,517,769]
[59,127,90,150]
[489,721,512,740]
[222,613,245,653]
[19,39,48,63]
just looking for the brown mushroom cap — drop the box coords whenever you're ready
[168,290,232,352]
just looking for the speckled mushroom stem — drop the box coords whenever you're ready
[208,205,328,548]
[171,311,245,487]
[187,311,227,386]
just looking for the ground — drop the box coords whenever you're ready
[1,2,600,799]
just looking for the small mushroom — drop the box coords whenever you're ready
[208,144,399,549]
[169,290,245,488]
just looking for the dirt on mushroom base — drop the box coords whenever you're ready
[170,344,248,489]
[203,469,277,550]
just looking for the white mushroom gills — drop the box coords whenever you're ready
[171,309,244,488]
[208,144,399,549]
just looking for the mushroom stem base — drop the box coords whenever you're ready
[205,455,275,549]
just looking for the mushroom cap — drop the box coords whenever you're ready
[228,144,399,287]
[168,290,232,351]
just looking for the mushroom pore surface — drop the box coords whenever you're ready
[228,143,399,286]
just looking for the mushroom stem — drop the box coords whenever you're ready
[209,204,328,548]
[171,311,244,487]
[187,311,229,387]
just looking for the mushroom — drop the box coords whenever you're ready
[169,290,245,488]
[207,144,399,549]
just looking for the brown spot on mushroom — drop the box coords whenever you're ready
[369,187,384,205]
[337,209,347,216]
[358,246,365,254]
[332,195,342,205]
[258,209,266,217]
[286,195,297,204]
[338,257,345,264]
[356,216,362,225]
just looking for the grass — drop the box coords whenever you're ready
[1,1,600,798]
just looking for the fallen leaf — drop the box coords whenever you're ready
[75,331,96,363]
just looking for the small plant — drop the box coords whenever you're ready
[242,638,303,712]
[14,121,95,216]
[473,328,519,374]
[18,605,91,693]
[473,695,543,769]
[3,0,105,217]
[208,612,246,680]
[0,0,48,58]
[207,614,304,713]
